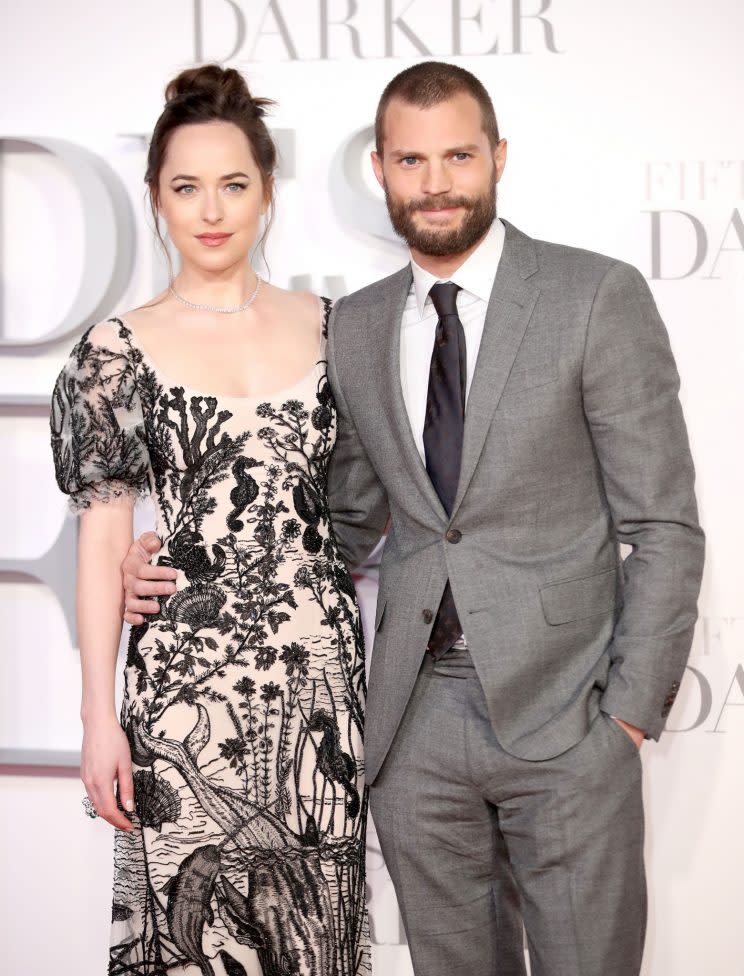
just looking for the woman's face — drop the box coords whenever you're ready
[156,120,270,276]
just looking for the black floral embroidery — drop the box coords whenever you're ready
[51,308,369,976]
[50,324,151,511]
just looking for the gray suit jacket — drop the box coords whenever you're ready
[326,220,705,785]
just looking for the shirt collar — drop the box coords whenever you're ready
[410,218,505,319]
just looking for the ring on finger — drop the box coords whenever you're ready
[82,795,98,819]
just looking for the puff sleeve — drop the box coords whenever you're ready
[50,320,151,514]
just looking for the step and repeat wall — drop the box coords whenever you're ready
[1,2,742,974]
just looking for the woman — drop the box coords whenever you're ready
[50,65,369,976]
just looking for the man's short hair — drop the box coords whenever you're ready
[375,61,500,155]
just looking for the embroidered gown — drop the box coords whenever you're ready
[50,303,370,976]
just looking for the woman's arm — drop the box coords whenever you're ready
[77,500,137,831]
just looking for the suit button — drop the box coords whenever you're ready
[446,529,462,544]
[422,608,434,624]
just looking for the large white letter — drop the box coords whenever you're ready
[0,137,135,351]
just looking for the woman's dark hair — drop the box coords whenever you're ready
[145,64,277,273]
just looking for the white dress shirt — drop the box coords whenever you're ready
[400,219,506,463]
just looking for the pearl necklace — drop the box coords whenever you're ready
[169,274,262,314]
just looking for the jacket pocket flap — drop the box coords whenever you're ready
[502,361,558,396]
[539,568,618,625]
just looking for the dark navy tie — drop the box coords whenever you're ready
[423,281,466,659]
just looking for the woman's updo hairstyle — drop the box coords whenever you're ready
[146,64,277,265]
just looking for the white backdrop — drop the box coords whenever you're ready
[1,2,743,974]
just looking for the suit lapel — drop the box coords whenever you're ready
[374,222,540,524]
[378,265,449,521]
[450,222,540,519]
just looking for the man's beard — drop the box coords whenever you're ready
[384,173,497,257]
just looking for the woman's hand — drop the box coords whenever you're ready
[81,715,135,831]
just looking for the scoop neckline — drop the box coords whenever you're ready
[113,315,326,405]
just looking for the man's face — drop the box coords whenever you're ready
[372,92,507,258]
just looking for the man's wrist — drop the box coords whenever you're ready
[609,715,646,749]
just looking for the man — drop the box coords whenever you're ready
[123,62,704,975]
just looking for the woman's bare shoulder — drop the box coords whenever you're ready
[263,284,323,332]
[117,294,171,337]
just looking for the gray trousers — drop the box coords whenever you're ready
[369,647,646,976]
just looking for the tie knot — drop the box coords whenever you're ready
[429,281,461,319]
